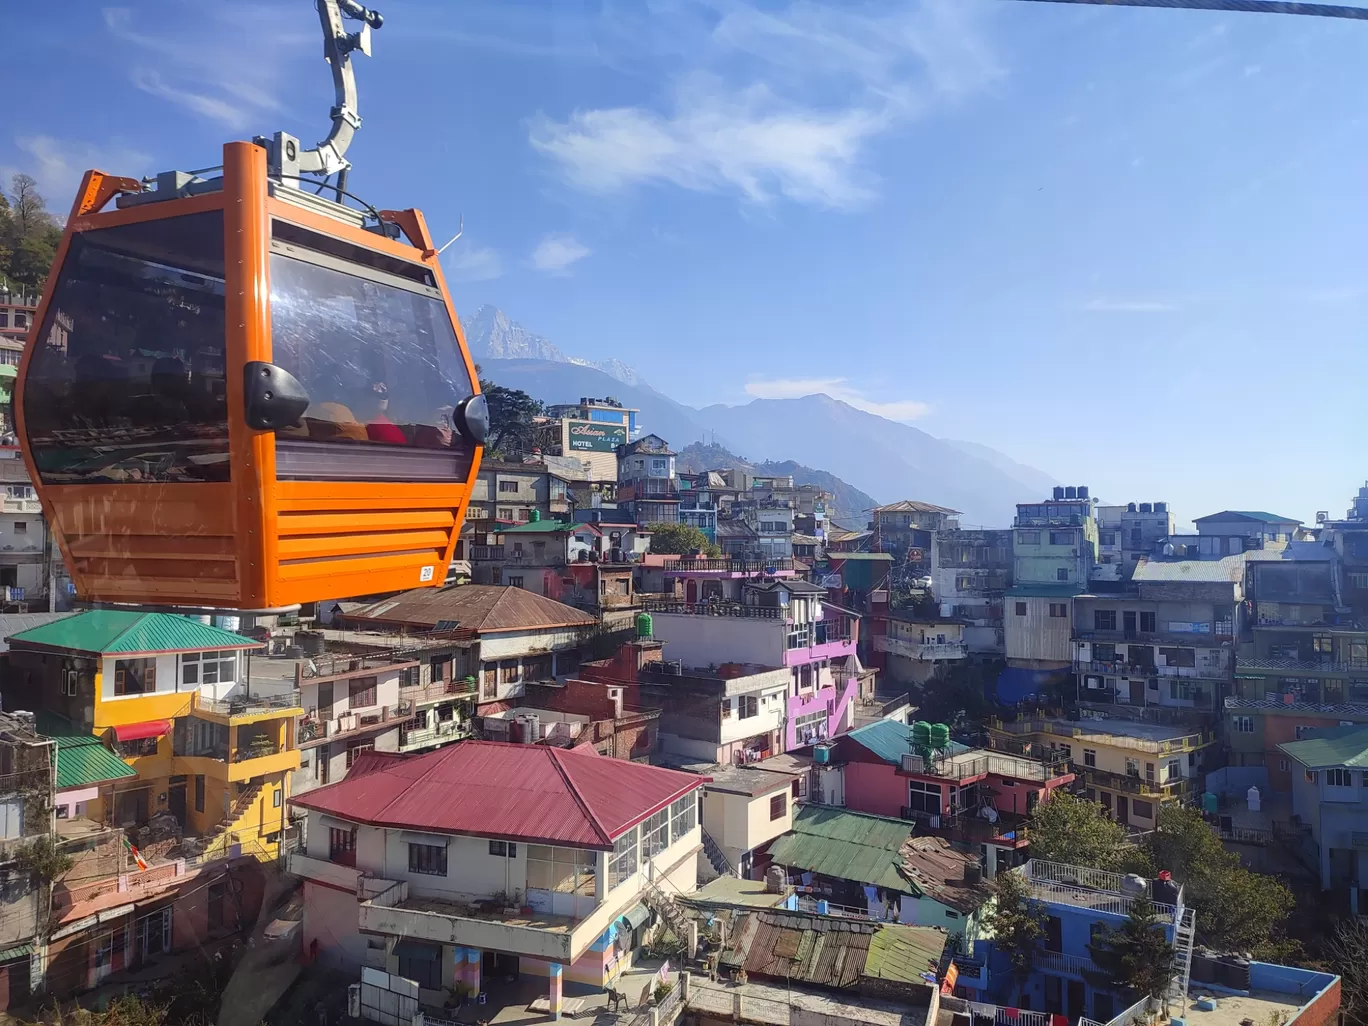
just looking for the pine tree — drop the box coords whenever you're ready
[1085,895,1175,1005]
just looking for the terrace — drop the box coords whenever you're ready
[1012,858,1183,921]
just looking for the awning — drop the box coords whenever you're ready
[112,721,171,742]
[620,904,651,931]
[0,943,33,964]
[393,939,440,960]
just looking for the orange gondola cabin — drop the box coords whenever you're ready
[15,142,487,611]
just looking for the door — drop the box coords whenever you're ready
[686,579,698,604]
[1116,796,1129,825]
[1123,611,1137,639]
[1067,981,1086,1019]
[1129,678,1145,705]
[318,745,330,786]
[168,781,187,827]
[1099,791,1112,815]
[317,681,334,718]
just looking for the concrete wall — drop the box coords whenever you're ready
[703,784,793,869]
[650,614,784,668]
[785,678,856,751]
[843,761,907,819]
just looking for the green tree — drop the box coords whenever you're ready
[646,521,720,557]
[1084,894,1175,1006]
[986,868,1047,999]
[1027,791,1151,873]
[913,659,996,726]
[1145,804,1294,955]
[476,375,545,458]
[1,174,62,289]
[1322,918,1368,1026]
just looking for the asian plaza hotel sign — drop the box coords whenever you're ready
[567,420,627,452]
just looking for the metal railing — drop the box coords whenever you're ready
[794,896,882,921]
[1238,656,1368,673]
[1225,695,1368,715]
[664,557,796,573]
[1076,659,1229,680]
[1015,859,1180,920]
[194,691,301,717]
[1077,765,1192,798]
[876,636,968,660]
[469,545,506,561]
[1037,950,1098,976]
[786,619,852,649]
[992,719,1214,755]
[642,600,784,620]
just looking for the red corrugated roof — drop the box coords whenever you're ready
[290,740,704,849]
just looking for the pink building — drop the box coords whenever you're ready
[821,720,1074,878]
[645,577,862,752]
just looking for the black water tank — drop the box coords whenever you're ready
[1053,486,1065,500]
[1078,486,1090,500]
[1065,486,1077,499]
[1220,956,1252,992]
[1190,954,1221,985]
[1128,503,1138,513]
[1140,503,1152,513]
[1155,502,1167,513]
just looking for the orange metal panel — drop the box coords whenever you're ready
[277,529,451,561]
[275,510,456,537]
[224,141,275,609]
[266,198,435,268]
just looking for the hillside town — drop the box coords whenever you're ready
[0,285,1352,1026]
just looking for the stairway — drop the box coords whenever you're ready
[201,783,264,857]
[1167,904,1197,1012]
[641,876,692,942]
[701,829,736,879]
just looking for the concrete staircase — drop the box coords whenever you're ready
[202,783,264,857]
[700,830,735,879]
[641,877,691,942]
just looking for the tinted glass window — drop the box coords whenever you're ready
[23,213,228,484]
[269,245,475,453]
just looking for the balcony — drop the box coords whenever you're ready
[225,744,301,782]
[470,545,507,561]
[400,676,478,706]
[991,718,1216,756]
[398,719,472,751]
[0,497,39,514]
[1075,659,1228,680]
[296,703,413,747]
[875,636,968,661]
[1236,656,1368,675]
[1014,858,1182,921]
[664,557,796,574]
[1076,764,1191,799]
[1225,695,1368,716]
[1076,629,1235,647]
[194,691,303,721]
[643,600,784,620]
[1037,950,1099,976]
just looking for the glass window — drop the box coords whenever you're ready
[526,844,596,894]
[114,658,157,696]
[269,230,476,480]
[1094,610,1116,631]
[641,807,670,858]
[489,839,517,858]
[907,779,941,814]
[182,651,237,687]
[348,676,378,709]
[670,794,696,842]
[608,827,638,889]
[1084,748,1097,767]
[769,793,786,821]
[24,213,230,484]
[408,842,448,876]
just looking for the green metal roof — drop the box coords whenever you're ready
[1278,724,1368,769]
[766,806,912,894]
[1194,510,1302,525]
[8,610,261,656]
[493,520,576,534]
[862,924,947,984]
[0,943,34,964]
[38,712,138,790]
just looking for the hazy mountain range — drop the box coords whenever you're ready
[466,308,1056,527]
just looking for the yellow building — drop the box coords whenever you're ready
[989,716,1216,831]
[5,611,302,860]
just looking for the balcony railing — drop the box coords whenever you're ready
[664,557,796,573]
[1075,659,1229,680]
[1037,950,1099,976]
[1237,656,1368,674]
[991,718,1215,755]
[876,636,968,661]
[643,600,784,620]
[1076,629,1235,646]
[194,691,301,718]
[1077,765,1191,798]
[233,741,282,763]
[786,619,852,649]
[400,676,478,705]
[399,720,472,749]
[296,703,413,745]
[1015,859,1181,920]
[470,545,506,561]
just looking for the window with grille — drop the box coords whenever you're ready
[488,839,518,858]
[329,827,356,865]
[1094,610,1117,631]
[608,828,638,889]
[408,842,448,876]
[769,793,786,821]
[641,808,670,858]
[347,676,377,709]
[345,740,373,767]
[500,660,520,684]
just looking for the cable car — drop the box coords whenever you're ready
[14,1,487,612]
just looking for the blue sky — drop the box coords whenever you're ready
[6,0,1368,525]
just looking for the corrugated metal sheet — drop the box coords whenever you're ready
[291,741,704,847]
[766,807,911,893]
[862,924,945,983]
[343,585,595,634]
[1193,511,1301,525]
[871,501,961,515]
[9,611,259,656]
[0,613,79,653]
[1279,724,1368,769]
[844,721,969,766]
[54,736,137,791]
[1131,555,1249,584]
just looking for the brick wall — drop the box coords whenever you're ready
[1287,977,1340,1026]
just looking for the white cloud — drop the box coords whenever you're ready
[744,376,930,422]
[3,135,152,210]
[530,234,591,275]
[1081,299,1178,313]
[104,6,305,132]
[444,244,504,283]
[529,0,1001,210]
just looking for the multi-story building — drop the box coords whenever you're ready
[340,585,598,717]
[458,461,575,569]
[644,578,860,751]
[0,292,35,434]
[716,518,759,558]
[731,500,795,562]
[677,473,720,543]
[818,719,1074,879]
[931,529,1012,657]
[956,858,1338,1026]
[1279,724,1368,913]
[616,435,679,528]
[870,501,961,581]
[698,765,798,877]
[1071,555,1244,716]
[5,612,302,861]
[1193,510,1302,560]
[1005,488,1098,673]
[289,741,704,1008]
[874,613,969,685]
[990,714,1215,830]
[1321,483,1368,616]
[539,397,639,481]
[640,661,792,766]
[0,452,61,609]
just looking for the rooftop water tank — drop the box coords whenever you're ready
[929,723,951,750]
[1154,502,1167,513]
[1065,486,1077,499]
[635,611,653,638]
[912,721,932,750]
[529,508,541,522]
[1053,487,1065,500]
[814,745,830,764]
[1128,503,1138,513]
[1078,486,1089,499]
[1139,503,1152,513]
